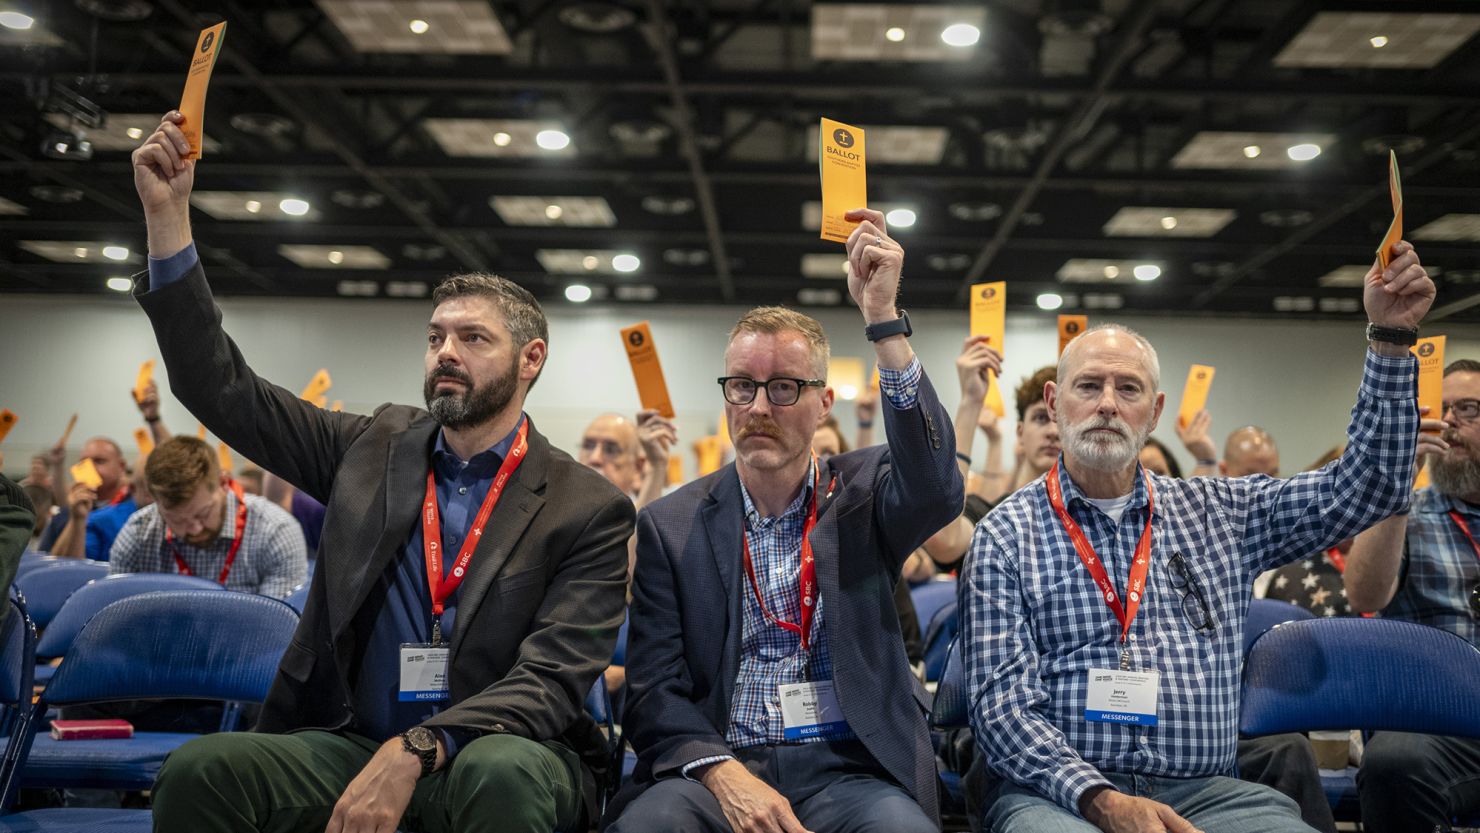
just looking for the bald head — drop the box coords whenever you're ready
[1221,426,1280,478]
[1057,324,1161,393]
[578,413,643,493]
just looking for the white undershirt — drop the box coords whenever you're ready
[1085,492,1135,525]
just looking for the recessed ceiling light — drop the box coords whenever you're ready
[565,284,593,303]
[535,129,571,151]
[885,26,906,42]
[1243,145,1262,159]
[126,127,144,140]
[1287,143,1322,161]
[409,18,430,34]
[244,200,262,214]
[106,277,132,292]
[1370,35,1388,48]
[582,255,599,270]
[73,247,88,258]
[949,202,1002,222]
[641,195,696,215]
[1259,209,1314,228]
[102,245,129,261]
[612,253,640,273]
[544,204,563,220]
[885,208,917,228]
[1036,293,1064,311]
[1159,216,1177,230]
[492,132,512,147]
[0,11,34,30]
[279,198,311,216]
[30,185,83,204]
[558,2,637,33]
[327,250,345,265]
[941,22,980,47]
[1103,264,1120,278]
[1133,264,1161,281]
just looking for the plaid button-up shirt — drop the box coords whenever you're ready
[1382,485,1480,647]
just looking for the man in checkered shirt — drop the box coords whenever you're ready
[962,240,1434,833]
[110,436,306,598]
[1344,356,1480,831]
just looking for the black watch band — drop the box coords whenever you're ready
[400,727,439,778]
[1366,323,1419,346]
[864,310,912,343]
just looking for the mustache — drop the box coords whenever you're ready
[427,364,472,388]
[737,416,784,440]
[1077,417,1128,438]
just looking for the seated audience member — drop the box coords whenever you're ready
[47,437,133,557]
[237,466,265,496]
[1138,436,1183,479]
[109,436,307,598]
[813,414,847,463]
[1009,365,1062,493]
[610,209,961,833]
[1222,425,1281,477]
[962,244,1431,833]
[1344,358,1480,831]
[73,460,155,562]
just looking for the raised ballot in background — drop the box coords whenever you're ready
[1413,335,1445,434]
[1058,315,1087,358]
[1377,150,1403,270]
[133,360,155,405]
[70,458,102,491]
[969,282,1007,417]
[1177,365,1216,430]
[0,409,15,445]
[620,322,676,419]
[178,22,226,160]
[818,118,866,244]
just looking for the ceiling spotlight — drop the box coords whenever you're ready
[1287,143,1322,161]
[106,277,132,293]
[126,127,144,140]
[582,255,599,270]
[327,250,345,265]
[544,204,564,220]
[1370,35,1388,48]
[1243,145,1262,159]
[612,253,641,273]
[535,129,571,151]
[409,18,430,34]
[492,132,512,147]
[102,245,129,261]
[1160,216,1178,230]
[0,11,34,29]
[1103,264,1120,279]
[73,247,88,258]
[941,22,980,47]
[885,208,917,228]
[1133,264,1161,281]
[244,199,262,214]
[565,284,593,303]
[279,198,311,216]
[1036,292,1064,311]
[885,26,906,42]
[41,129,92,161]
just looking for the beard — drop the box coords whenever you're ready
[1060,414,1151,472]
[1429,430,1480,497]
[424,359,518,430]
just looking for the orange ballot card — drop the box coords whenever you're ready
[71,459,103,490]
[696,436,723,476]
[300,369,332,408]
[1413,336,1445,433]
[620,322,676,419]
[197,423,207,440]
[970,282,1008,417]
[217,443,234,475]
[178,22,227,160]
[58,413,78,448]
[133,360,155,404]
[667,455,684,487]
[0,409,15,445]
[983,371,1005,418]
[134,428,154,459]
[330,400,343,413]
[1377,150,1403,270]
[1415,463,1431,491]
[1058,315,1087,358]
[1177,365,1216,429]
[818,118,866,244]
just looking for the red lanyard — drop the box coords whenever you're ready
[167,479,247,585]
[107,485,131,507]
[1045,461,1156,647]
[421,418,530,645]
[1448,510,1480,565]
[1324,548,1347,574]
[740,460,835,652]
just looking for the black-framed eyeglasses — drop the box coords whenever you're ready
[1442,399,1480,423]
[1168,552,1216,632]
[717,376,825,407]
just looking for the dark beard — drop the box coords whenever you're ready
[1430,449,1480,499]
[423,360,518,430]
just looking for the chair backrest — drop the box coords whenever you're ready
[1241,617,1480,738]
[922,599,959,682]
[36,573,224,659]
[15,554,66,580]
[0,597,35,710]
[40,590,299,706]
[284,584,310,614]
[12,561,110,628]
[910,579,957,636]
[1244,598,1316,654]
[930,638,969,729]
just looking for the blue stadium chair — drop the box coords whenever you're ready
[284,583,310,614]
[13,556,65,581]
[931,638,968,731]
[0,597,37,813]
[34,574,223,671]
[922,600,958,683]
[12,562,108,629]
[1243,598,1315,655]
[12,591,297,800]
[910,578,956,637]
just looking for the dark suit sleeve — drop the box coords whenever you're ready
[135,261,372,502]
[874,369,965,570]
[424,490,633,740]
[623,508,734,776]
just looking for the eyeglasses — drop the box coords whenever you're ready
[717,376,825,407]
[1442,399,1480,423]
[1168,553,1216,632]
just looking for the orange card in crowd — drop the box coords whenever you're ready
[620,322,676,419]
[1058,315,1087,358]
[818,118,867,244]
[58,413,78,448]
[696,436,723,476]
[330,400,343,413]
[197,423,207,440]
[217,443,234,474]
[1414,462,1431,491]
[1177,365,1216,430]
[716,410,730,446]
[1376,150,1403,270]
[983,371,1005,418]
[133,360,155,404]
[300,369,332,408]
[178,22,227,160]
[970,282,1007,417]
[134,428,154,459]
[870,366,880,391]
[667,455,684,487]
[0,409,16,445]
[1413,335,1445,435]
[71,459,103,490]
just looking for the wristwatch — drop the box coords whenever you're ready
[1366,323,1419,346]
[400,726,439,778]
[865,310,912,343]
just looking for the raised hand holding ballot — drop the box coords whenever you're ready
[1363,240,1435,335]
[843,208,903,322]
[132,112,196,258]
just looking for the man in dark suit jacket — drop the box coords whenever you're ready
[132,112,632,833]
[607,208,963,833]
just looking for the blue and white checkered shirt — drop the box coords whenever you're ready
[962,349,1417,815]
[1381,485,1480,647]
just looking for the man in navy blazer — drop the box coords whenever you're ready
[607,208,965,833]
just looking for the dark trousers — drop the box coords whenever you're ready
[152,730,583,833]
[1237,734,1338,833]
[605,740,934,833]
[1357,732,1480,833]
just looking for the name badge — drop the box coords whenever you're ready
[399,643,450,702]
[779,680,852,740]
[1084,669,1159,726]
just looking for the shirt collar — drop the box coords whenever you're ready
[432,413,526,477]
[738,457,818,531]
[220,487,241,543]
[1052,454,1153,514]
[1417,485,1480,519]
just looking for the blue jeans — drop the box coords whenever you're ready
[985,771,1317,833]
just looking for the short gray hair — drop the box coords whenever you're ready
[1057,323,1161,391]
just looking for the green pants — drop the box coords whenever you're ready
[152,730,584,833]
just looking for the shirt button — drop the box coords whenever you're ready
[458,487,468,495]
